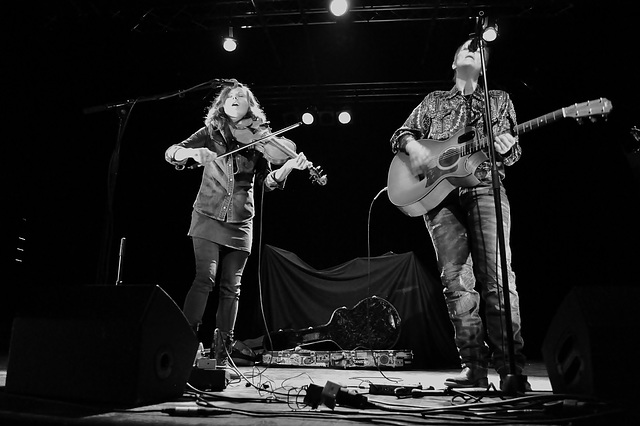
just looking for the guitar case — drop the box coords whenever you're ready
[266,296,401,351]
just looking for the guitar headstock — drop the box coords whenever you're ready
[564,98,613,123]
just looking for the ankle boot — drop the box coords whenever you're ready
[190,324,206,365]
[211,328,233,366]
[444,366,488,388]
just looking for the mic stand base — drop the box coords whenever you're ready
[501,373,529,395]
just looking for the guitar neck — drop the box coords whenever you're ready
[515,107,567,136]
[464,107,567,155]
[458,98,611,156]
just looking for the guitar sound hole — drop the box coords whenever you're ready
[440,148,459,168]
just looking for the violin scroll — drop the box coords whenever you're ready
[308,164,328,186]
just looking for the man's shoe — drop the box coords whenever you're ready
[500,374,532,393]
[444,366,488,388]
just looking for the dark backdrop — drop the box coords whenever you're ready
[2,2,638,364]
[259,245,459,369]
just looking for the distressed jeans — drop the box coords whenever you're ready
[182,237,248,336]
[424,185,525,374]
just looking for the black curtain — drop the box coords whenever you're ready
[260,245,458,369]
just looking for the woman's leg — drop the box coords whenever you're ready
[182,237,220,329]
[213,248,249,363]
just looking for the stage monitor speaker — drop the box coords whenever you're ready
[542,285,638,400]
[6,285,198,407]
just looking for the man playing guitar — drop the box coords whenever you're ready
[389,37,526,391]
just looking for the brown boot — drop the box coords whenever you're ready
[444,366,488,388]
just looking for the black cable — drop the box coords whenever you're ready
[256,181,275,354]
[365,186,388,350]
[366,186,388,266]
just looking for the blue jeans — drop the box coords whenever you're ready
[182,237,249,335]
[424,185,525,374]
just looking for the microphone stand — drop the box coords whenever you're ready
[473,20,524,396]
[86,79,232,285]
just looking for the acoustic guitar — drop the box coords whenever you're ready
[387,98,613,217]
[266,296,401,351]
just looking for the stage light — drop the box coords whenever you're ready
[223,37,237,52]
[482,22,498,42]
[475,15,499,43]
[337,109,351,124]
[223,27,237,52]
[301,111,315,125]
[329,0,349,17]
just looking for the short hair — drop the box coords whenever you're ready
[452,38,491,81]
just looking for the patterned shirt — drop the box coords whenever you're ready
[390,85,522,183]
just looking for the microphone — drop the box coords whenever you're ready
[212,78,236,86]
[468,37,479,53]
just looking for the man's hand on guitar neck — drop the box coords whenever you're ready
[494,133,516,155]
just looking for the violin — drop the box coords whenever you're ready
[223,117,328,186]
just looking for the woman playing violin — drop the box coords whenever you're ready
[165,79,310,364]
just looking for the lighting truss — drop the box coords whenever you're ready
[53,1,576,33]
[252,80,453,105]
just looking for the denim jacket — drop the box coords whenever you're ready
[165,126,283,223]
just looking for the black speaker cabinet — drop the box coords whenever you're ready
[6,285,198,407]
[542,285,638,400]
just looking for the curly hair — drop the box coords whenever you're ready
[204,79,267,136]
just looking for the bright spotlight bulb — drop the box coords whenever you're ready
[301,112,315,125]
[223,37,237,52]
[337,111,351,124]
[482,25,498,42]
[330,0,349,17]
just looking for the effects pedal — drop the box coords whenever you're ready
[195,357,217,370]
[188,366,229,392]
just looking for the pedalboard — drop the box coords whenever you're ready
[262,349,413,369]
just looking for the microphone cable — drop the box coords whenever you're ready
[365,186,388,349]
[367,186,388,263]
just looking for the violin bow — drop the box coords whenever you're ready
[216,121,302,160]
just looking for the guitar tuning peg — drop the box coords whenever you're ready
[576,117,584,125]
[589,116,598,123]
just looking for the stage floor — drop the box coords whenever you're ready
[1,354,634,425]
